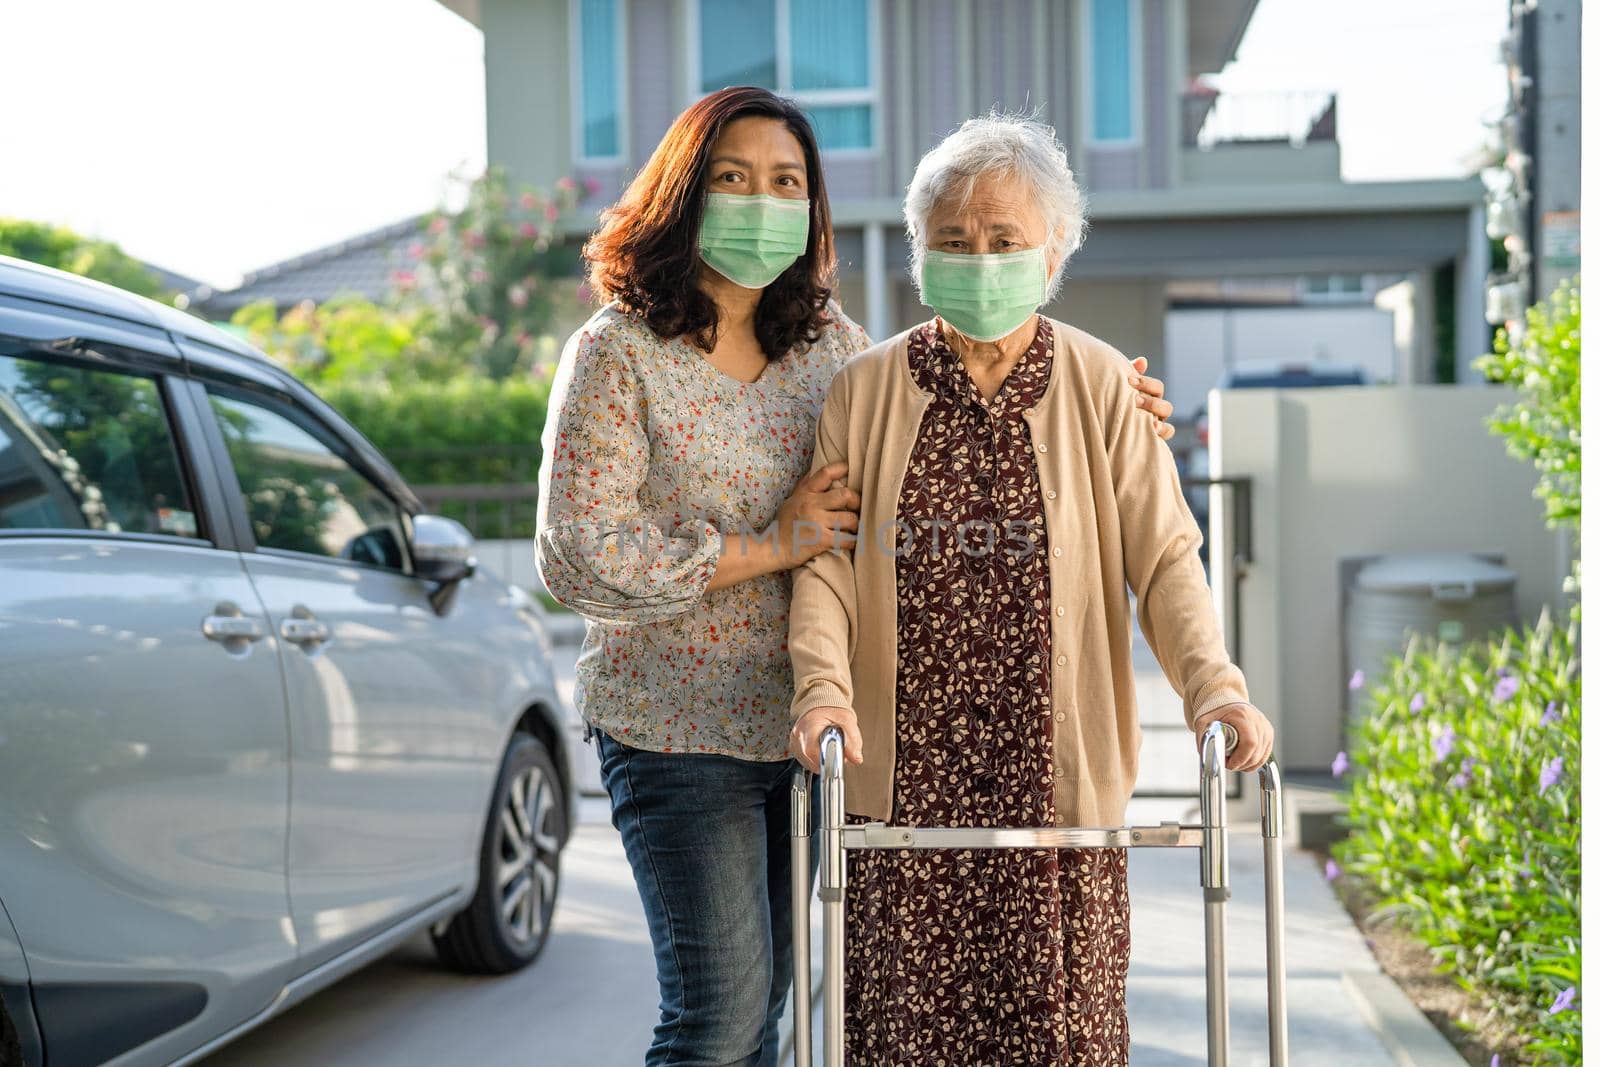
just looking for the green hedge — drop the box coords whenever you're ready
[316,377,550,538]
[1335,612,1581,1063]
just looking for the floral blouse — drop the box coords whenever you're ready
[536,302,872,760]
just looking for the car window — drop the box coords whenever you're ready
[208,389,408,572]
[0,353,198,537]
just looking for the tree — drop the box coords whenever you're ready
[1475,277,1581,532]
[0,218,170,302]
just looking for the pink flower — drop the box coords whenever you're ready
[519,222,539,239]
[462,229,485,249]
[390,269,416,289]
[544,203,561,221]
[583,177,602,196]
[519,191,537,210]
[427,217,448,235]
[407,242,427,259]
[556,176,577,192]
[508,285,528,308]
[469,268,488,285]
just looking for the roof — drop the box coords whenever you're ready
[1188,0,1263,77]
[140,260,210,297]
[187,215,428,317]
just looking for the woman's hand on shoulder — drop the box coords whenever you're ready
[1193,703,1274,772]
[1128,356,1176,441]
[790,705,864,773]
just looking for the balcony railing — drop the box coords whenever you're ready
[1181,89,1338,149]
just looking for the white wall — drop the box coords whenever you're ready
[1209,386,1564,772]
[1164,305,1399,417]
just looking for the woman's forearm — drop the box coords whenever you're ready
[707,531,788,590]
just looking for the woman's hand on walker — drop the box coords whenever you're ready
[1193,703,1274,772]
[790,706,864,774]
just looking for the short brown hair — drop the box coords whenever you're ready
[584,86,837,361]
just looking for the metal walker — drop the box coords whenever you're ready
[790,720,1289,1066]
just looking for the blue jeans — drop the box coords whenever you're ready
[596,732,815,1067]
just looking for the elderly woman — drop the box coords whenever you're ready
[787,114,1275,1064]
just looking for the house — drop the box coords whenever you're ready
[432,0,1489,387]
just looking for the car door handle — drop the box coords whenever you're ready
[280,618,331,646]
[202,614,266,642]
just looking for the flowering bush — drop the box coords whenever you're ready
[404,166,590,380]
[231,294,453,386]
[1335,611,1581,1063]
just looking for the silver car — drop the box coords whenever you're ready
[0,256,574,1067]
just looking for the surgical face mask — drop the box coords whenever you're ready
[698,192,811,289]
[919,246,1049,343]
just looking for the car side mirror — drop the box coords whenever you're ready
[412,514,477,612]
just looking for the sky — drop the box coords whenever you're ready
[0,0,1509,289]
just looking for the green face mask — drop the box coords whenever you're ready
[698,192,812,289]
[920,247,1049,343]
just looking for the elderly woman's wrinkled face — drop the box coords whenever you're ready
[920,170,1063,343]
[925,170,1057,270]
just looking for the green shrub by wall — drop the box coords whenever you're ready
[315,377,549,539]
[1336,611,1581,1063]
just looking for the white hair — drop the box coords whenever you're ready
[903,112,1087,303]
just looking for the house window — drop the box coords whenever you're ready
[576,0,624,160]
[1301,274,1371,303]
[1088,0,1139,144]
[699,0,876,152]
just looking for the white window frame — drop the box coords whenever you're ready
[1077,0,1144,148]
[685,0,882,158]
[570,0,630,166]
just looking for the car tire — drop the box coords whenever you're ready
[432,732,565,974]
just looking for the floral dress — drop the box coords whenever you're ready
[844,319,1133,1065]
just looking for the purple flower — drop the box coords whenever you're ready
[1451,759,1477,789]
[1348,669,1365,691]
[1548,985,1577,1014]
[1492,674,1521,702]
[1539,757,1564,793]
[1324,859,1342,882]
[1521,850,1536,877]
[1409,692,1426,713]
[1331,751,1350,779]
[1433,726,1457,764]
[1542,700,1562,726]
[1490,1056,1501,1067]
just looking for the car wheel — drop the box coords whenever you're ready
[432,732,565,974]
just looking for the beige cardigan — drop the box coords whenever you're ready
[788,317,1249,827]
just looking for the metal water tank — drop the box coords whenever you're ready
[1345,553,1517,711]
